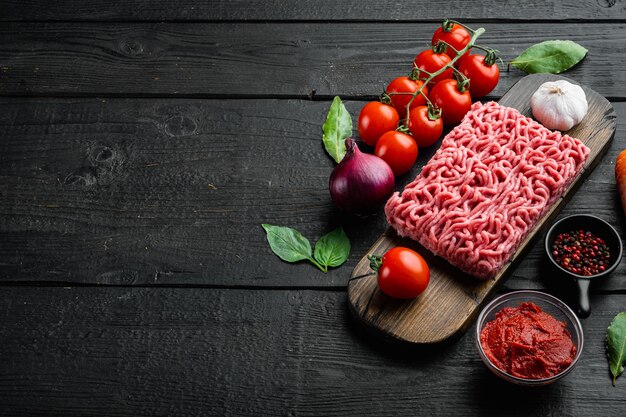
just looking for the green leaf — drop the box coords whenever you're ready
[314,228,351,271]
[510,40,588,74]
[607,312,626,386]
[322,96,352,163]
[262,224,312,263]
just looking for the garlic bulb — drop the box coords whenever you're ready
[530,80,588,131]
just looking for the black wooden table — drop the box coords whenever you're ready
[1,1,625,416]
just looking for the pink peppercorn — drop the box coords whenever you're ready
[552,230,611,276]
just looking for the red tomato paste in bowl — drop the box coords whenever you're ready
[479,302,576,379]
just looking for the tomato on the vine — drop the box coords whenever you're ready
[370,247,430,299]
[413,49,453,87]
[374,131,418,176]
[385,77,428,118]
[458,54,500,98]
[428,79,472,125]
[431,22,471,59]
[358,101,400,146]
[408,106,443,147]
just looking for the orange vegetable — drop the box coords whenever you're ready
[615,149,626,216]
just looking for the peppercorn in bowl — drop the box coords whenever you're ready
[544,214,622,317]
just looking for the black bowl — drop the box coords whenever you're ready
[544,214,623,318]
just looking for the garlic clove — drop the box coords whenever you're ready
[530,80,588,131]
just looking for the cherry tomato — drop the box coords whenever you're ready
[374,247,430,299]
[432,23,471,59]
[358,101,400,146]
[428,79,472,125]
[458,54,500,98]
[374,131,418,176]
[385,76,428,118]
[413,49,453,87]
[408,106,443,147]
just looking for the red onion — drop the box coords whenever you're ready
[329,138,395,213]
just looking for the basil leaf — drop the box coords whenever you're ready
[510,40,587,74]
[314,227,351,270]
[262,224,312,263]
[322,96,352,163]
[607,312,626,385]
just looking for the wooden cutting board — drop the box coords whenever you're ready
[347,73,616,346]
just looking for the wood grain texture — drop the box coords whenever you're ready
[0,286,624,417]
[0,97,386,286]
[0,23,624,98]
[1,96,625,288]
[348,74,617,345]
[1,0,624,21]
[0,2,623,416]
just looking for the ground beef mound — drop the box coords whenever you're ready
[385,101,590,279]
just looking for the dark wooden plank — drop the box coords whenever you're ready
[1,98,625,289]
[0,23,624,98]
[0,97,377,286]
[1,0,623,21]
[0,287,624,416]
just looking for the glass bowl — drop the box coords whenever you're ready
[475,290,584,386]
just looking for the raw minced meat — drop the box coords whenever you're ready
[385,101,590,279]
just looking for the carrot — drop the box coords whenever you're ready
[615,149,626,217]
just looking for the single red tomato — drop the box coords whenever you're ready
[428,79,472,125]
[408,106,443,147]
[432,22,471,59]
[413,49,453,87]
[385,77,428,118]
[358,101,400,146]
[458,54,500,98]
[372,247,430,299]
[374,131,418,176]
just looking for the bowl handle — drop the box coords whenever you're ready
[574,279,591,318]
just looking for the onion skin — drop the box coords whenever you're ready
[329,138,395,213]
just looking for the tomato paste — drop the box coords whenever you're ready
[480,302,576,379]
